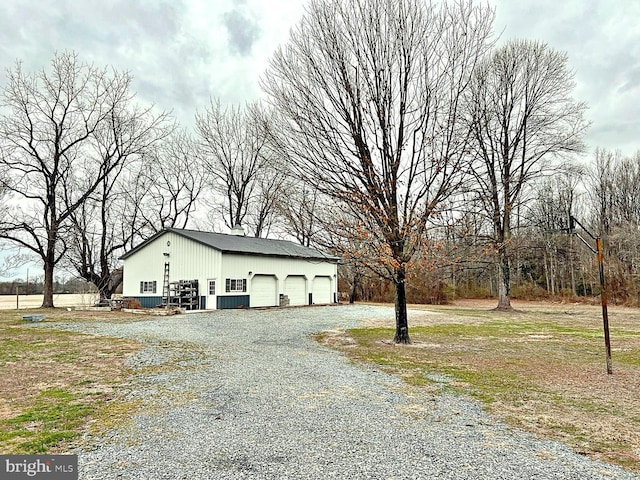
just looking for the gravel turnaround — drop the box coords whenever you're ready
[56,305,637,479]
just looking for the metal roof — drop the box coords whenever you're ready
[121,228,339,262]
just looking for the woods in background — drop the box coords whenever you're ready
[1,0,639,324]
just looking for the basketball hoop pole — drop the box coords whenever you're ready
[569,216,612,374]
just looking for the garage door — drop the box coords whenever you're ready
[284,275,306,306]
[312,276,332,304]
[250,275,278,307]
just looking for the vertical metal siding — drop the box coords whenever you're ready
[284,275,307,305]
[312,276,332,304]
[217,295,250,309]
[123,232,222,304]
[123,233,338,309]
[132,296,163,308]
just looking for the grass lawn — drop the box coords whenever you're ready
[0,309,142,454]
[316,300,640,472]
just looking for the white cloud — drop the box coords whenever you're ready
[0,0,306,127]
[0,0,637,151]
[490,0,640,156]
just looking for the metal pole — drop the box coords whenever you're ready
[596,238,613,374]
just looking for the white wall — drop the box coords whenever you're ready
[122,231,222,298]
[222,253,337,305]
[122,232,338,307]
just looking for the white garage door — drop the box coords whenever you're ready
[312,276,332,304]
[284,275,306,306]
[250,275,278,307]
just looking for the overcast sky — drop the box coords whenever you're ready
[1,0,638,156]
[0,0,639,280]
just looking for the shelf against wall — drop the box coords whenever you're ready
[168,279,199,310]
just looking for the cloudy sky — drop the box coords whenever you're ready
[0,0,638,280]
[1,0,638,155]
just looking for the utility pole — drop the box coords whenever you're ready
[569,216,612,374]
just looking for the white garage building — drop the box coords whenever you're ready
[120,228,339,310]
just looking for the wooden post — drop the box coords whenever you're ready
[596,238,613,374]
[569,216,613,375]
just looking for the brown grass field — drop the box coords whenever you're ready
[0,293,100,310]
[0,307,142,454]
[316,299,640,472]
[1,298,640,473]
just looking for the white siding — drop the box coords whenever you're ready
[122,232,337,309]
[122,231,222,303]
[284,275,307,306]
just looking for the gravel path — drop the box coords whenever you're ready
[57,305,637,479]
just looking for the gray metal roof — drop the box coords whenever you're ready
[121,228,339,262]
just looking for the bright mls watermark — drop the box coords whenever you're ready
[1,455,77,479]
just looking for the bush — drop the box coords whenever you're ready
[123,297,142,309]
[406,280,454,305]
[511,282,549,300]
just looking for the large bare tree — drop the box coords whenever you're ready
[467,39,588,310]
[0,51,157,307]
[263,0,493,343]
[196,100,275,236]
[65,105,174,301]
[135,129,207,234]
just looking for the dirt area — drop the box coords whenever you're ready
[0,308,141,453]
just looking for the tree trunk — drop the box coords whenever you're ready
[42,260,55,308]
[393,267,411,344]
[549,251,556,296]
[97,277,117,302]
[543,249,550,293]
[349,271,362,304]
[349,282,357,304]
[40,224,58,308]
[496,249,512,310]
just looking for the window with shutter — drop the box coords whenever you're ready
[225,278,247,292]
[140,281,157,294]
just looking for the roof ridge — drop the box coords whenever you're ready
[156,228,339,262]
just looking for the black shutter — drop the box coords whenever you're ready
[152,281,157,294]
[226,278,231,292]
[242,279,247,292]
[140,281,144,294]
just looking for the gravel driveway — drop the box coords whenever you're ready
[60,305,637,479]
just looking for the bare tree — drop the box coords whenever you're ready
[590,148,640,231]
[196,100,274,236]
[135,129,207,235]
[263,0,493,342]
[587,148,640,303]
[247,163,288,238]
[274,182,323,248]
[529,166,584,296]
[588,148,618,236]
[65,104,174,301]
[0,52,155,307]
[467,39,588,310]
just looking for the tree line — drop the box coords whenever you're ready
[0,277,96,296]
[0,0,633,344]
[340,148,640,308]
